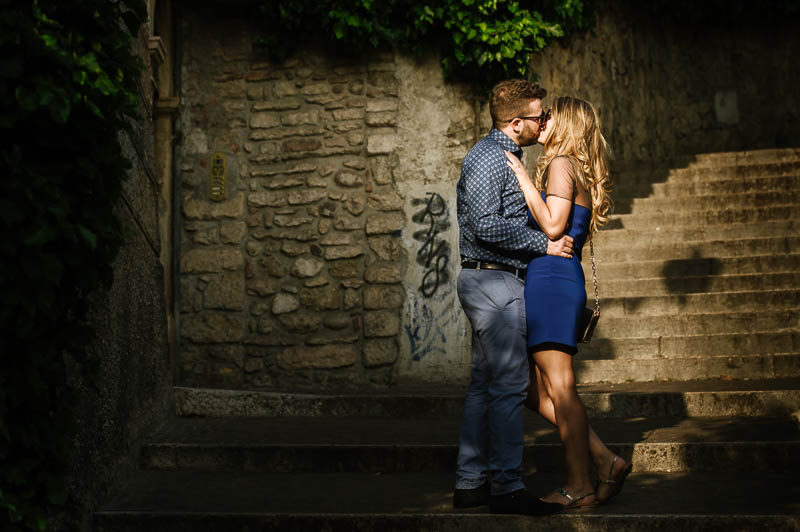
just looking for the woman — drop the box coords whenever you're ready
[505,96,631,509]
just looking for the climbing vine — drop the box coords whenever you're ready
[0,0,145,530]
[255,0,593,87]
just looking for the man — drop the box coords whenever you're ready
[453,79,573,515]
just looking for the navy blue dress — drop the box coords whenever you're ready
[524,191,591,354]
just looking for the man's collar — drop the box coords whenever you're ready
[489,128,522,156]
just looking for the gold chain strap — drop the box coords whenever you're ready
[590,238,599,313]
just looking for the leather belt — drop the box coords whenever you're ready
[461,260,526,280]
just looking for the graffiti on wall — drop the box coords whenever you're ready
[411,192,451,298]
[404,285,461,361]
[406,191,461,361]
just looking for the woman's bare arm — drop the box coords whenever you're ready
[505,152,573,239]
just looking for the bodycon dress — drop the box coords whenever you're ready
[524,191,591,354]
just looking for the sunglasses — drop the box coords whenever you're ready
[506,109,551,125]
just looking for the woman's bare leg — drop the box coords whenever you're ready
[531,349,595,504]
[526,361,626,497]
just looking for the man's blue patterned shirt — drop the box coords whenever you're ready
[457,128,548,269]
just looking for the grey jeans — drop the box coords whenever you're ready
[455,268,529,496]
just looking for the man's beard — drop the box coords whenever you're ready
[517,123,540,147]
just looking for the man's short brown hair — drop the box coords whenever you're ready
[490,79,547,128]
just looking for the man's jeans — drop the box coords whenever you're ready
[455,268,529,496]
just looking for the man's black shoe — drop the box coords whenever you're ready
[453,483,490,508]
[489,488,562,515]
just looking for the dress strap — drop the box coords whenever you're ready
[545,193,573,201]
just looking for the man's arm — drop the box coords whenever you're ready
[462,150,573,258]
[547,236,574,258]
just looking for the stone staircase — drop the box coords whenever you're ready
[579,147,800,384]
[95,148,800,531]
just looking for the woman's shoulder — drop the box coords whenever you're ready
[547,155,579,178]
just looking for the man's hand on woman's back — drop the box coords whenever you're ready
[546,235,574,258]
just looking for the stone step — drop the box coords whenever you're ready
[612,174,800,215]
[596,308,799,337]
[613,148,800,174]
[595,220,800,247]
[94,470,800,532]
[575,353,799,384]
[584,253,800,280]
[646,174,800,198]
[579,332,800,360]
[607,204,799,230]
[588,272,800,297]
[613,172,800,204]
[139,416,799,474]
[587,236,800,264]
[629,190,800,213]
[174,379,800,418]
[684,147,800,166]
[599,289,800,318]
[616,160,800,185]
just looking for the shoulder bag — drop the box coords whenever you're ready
[580,238,600,343]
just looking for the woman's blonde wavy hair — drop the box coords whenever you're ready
[534,96,613,235]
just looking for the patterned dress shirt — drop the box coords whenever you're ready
[457,128,549,269]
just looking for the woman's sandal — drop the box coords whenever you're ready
[597,456,633,503]
[543,487,598,510]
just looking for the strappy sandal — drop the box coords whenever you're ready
[543,487,598,510]
[597,456,633,503]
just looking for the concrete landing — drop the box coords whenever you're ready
[140,415,800,474]
[144,414,800,447]
[174,379,800,418]
[95,470,800,532]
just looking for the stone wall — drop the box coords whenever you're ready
[531,2,800,161]
[175,3,799,390]
[178,7,420,389]
[391,54,480,385]
[64,7,173,530]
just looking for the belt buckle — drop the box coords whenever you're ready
[476,262,481,271]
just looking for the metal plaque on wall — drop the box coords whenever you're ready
[209,152,227,201]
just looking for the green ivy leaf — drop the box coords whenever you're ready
[48,95,70,123]
[15,86,37,112]
[1,1,144,527]
[23,226,56,247]
[84,97,104,119]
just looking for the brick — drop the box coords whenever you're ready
[365,262,403,283]
[367,134,397,154]
[181,248,244,273]
[272,293,300,315]
[281,110,321,126]
[181,313,246,343]
[183,193,245,220]
[299,285,341,310]
[365,212,405,234]
[283,138,322,152]
[363,310,400,337]
[248,191,287,207]
[291,257,325,278]
[324,245,364,260]
[333,108,365,121]
[204,273,245,310]
[250,113,281,129]
[276,344,357,369]
[335,171,364,187]
[368,191,404,211]
[364,285,405,310]
[363,338,398,367]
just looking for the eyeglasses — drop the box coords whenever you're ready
[506,109,551,125]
